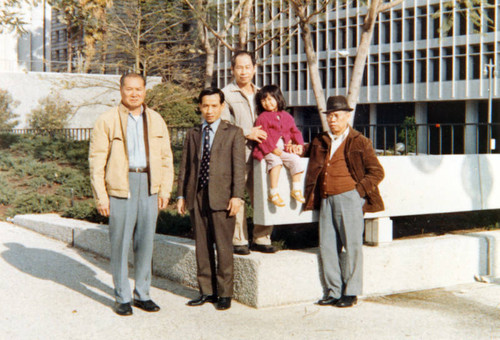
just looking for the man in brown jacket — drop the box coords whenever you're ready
[177,88,246,310]
[303,95,384,308]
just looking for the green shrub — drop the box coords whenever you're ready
[7,192,68,216]
[0,174,14,204]
[146,83,200,127]
[0,152,16,170]
[0,89,19,129]
[156,209,192,237]
[28,94,72,130]
[56,170,93,197]
[0,133,20,148]
[63,200,107,224]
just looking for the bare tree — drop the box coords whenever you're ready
[0,0,40,34]
[289,0,332,130]
[105,0,198,83]
[184,0,297,87]
[346,0,403,125]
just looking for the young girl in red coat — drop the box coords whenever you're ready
[252,85,305,207]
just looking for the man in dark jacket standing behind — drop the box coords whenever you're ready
[303,95,384,308]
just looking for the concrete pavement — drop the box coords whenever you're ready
[1,221,499,340]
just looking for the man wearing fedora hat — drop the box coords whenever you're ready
[302,95,384,308]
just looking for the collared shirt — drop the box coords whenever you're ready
[200,118,221,154]
[328,126,350,159]
[127,107,147,168]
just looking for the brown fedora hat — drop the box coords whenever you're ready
[322,95,353,114]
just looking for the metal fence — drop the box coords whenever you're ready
[0,128,93,141]
[2,123,499,155]
[299,123,500,155]
[0,127,190,145]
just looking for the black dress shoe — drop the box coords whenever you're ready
[336,295,358,308]
[216,297,231,310]
[251,244,276,253]
[233,245,250,255]
[114,302,133,316]
[133,299,160,312]
[187,294,218,306]
[317,297,340,306]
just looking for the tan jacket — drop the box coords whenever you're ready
[221,81,259,161]
[89,103,174,207]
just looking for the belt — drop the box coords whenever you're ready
[129,167,148,173]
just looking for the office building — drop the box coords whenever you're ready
[215,0,500,154]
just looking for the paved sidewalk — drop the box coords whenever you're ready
[1,221,499,340]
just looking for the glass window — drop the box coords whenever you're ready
[404,51,414,83]
[469,44,480,79]
[393,52,402,84]
[442,47,453,81]
[455,46,466,80]
[370,54,379,86]
[328,20,337,50]
[291,63,298,91]
[417,6,427,40]
[329,58,337,88]
[405,8,415,42]
[300,62,307,90]
[430,48,440,81]
[417,49,427,83]
[382,53,390,85]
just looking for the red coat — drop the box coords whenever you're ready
[252,111,304,161]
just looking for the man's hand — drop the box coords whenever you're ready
[290,144,304,155]
[97,203,110,217]
[177,198,186,216]
[158,197,169,210]
[227,197,242,216]
[246,126,267,143]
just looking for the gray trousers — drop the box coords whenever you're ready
[319,189,365,299]
[109,172,158,303]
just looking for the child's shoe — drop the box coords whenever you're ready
[268,193,285,207]
[291,190,306,203]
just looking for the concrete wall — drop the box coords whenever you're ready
[0,72,161,128]
[253,154,500,225]
[12,214,500,308]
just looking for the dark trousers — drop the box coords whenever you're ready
[190,187,236,298]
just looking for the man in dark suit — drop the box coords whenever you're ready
[177,87,246,310]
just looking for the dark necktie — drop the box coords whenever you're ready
[198,125,211,189]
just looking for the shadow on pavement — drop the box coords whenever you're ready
[2,242,115,308]
[365,287,500,326]
[74,246,199,302]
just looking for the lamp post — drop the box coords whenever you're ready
[484,59,497,153]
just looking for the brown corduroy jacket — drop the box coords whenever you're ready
[303,127,385,213]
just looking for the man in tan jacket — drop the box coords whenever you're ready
[89,73,174,316]
[221,50,275,255]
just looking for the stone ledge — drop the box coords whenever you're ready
[12,214,499,308]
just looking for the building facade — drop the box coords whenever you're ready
[215,0,500,154]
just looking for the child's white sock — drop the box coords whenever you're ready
[292,181,301,191]
[270,188,279,196]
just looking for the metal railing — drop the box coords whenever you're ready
[2,123,499,155]
[300,123,500,155]
[0,128,93,141]
[0,127,191,145]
